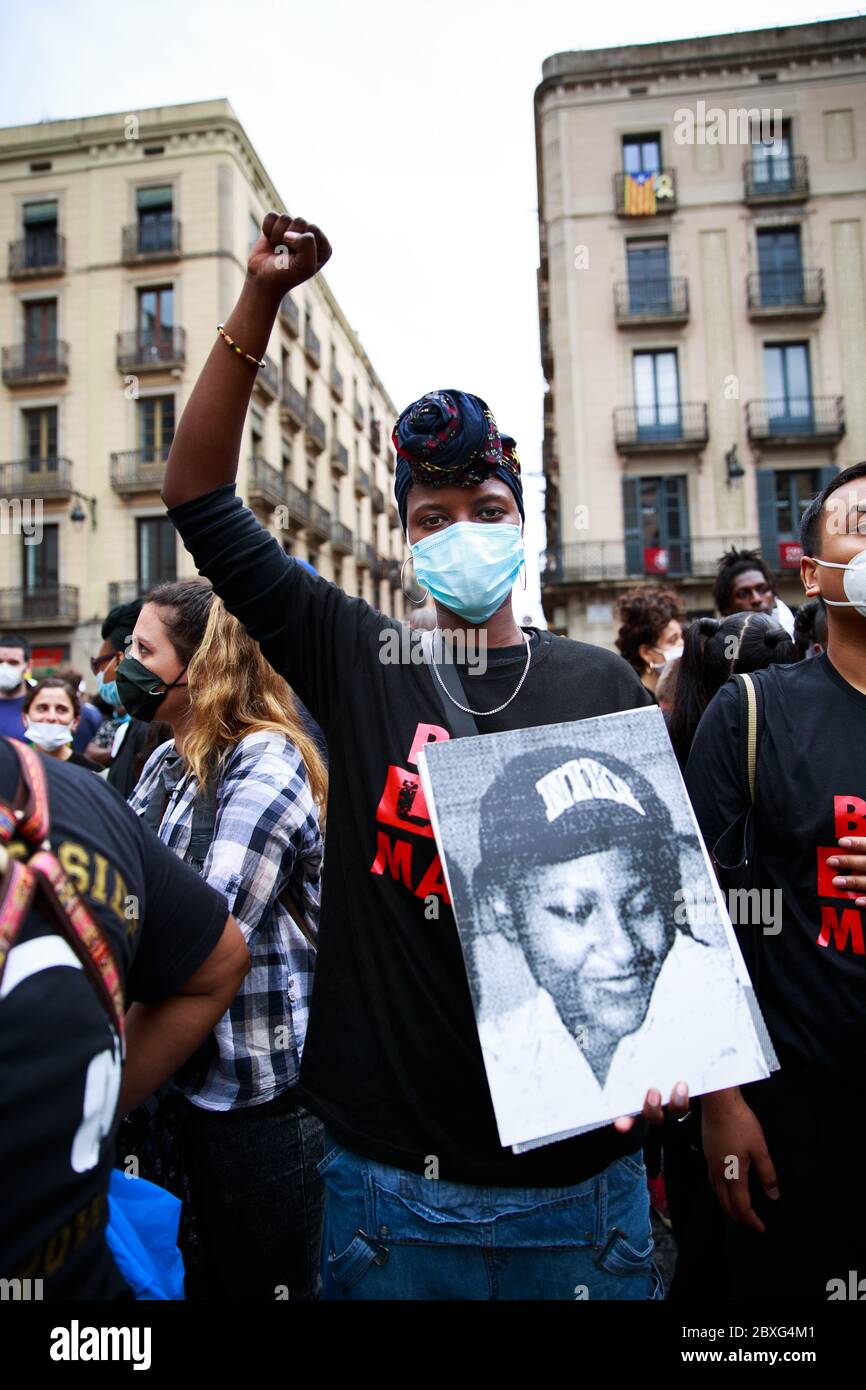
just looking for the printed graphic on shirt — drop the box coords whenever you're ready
[369,722,453,906]
[816,795,866,956]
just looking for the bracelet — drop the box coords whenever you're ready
[217,324,266,370]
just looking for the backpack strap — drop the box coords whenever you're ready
[0,737,125,1052]
[419,629,480,740]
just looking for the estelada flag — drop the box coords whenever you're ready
[624,172,657,215]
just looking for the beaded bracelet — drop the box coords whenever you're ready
[217,324,266,370]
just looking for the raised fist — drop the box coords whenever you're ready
[247,213,332,300]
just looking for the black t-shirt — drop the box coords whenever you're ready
[685,655,866,1074]
[169,484,653,1185]
[0,742,229,1297]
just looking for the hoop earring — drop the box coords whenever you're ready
[401,554,429,605]
[519,561,527,591]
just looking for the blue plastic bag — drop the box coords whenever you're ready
[106,1169,186,1300]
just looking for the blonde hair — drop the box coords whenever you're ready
[150,581,327,827]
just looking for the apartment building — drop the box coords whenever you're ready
[536,18,866,642]
[0,99,404,673]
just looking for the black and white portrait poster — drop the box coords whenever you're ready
[416,705,777,1152]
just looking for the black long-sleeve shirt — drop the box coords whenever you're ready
[169,483,653,1185]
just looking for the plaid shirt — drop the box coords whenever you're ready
[128,730,322,1111]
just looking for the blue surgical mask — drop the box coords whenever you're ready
[410,521,525,624]
[97,670,121,709]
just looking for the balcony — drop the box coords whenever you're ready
[353,399,364,430]
[614,277,689,327]
[370,418,382,454]
[2,340,70,386]
[382,557,401,587]
[746,268,825,319]
[0,585,78,626]
[306,500,331,541]
[116,327,186,374]
[542,534,762,585]
[304,323,321,367]
[354,539,375,570]
[280,380,306,431]
[248,455,285,510]
[110,446,170,494]
[0,457,73,499]
[108,581,142,607]
[253,356,280,402]
[280,480,311,531]
[745,396,845,447]
[744,156,809,205]
[614,403,708,453]
[121,218,182,263]
[371,484,385,515]
[8,232,66,279]
[614,169,677,218]
[279,296,300,337]
[330,520,353,555]
[330,365,344,400]
[354,467,371,498]
[305,405,326,454]
[330,439,349,475]
[540,318,553,379]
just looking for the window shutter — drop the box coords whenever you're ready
[622,475,642,576]
[756,469,779,561]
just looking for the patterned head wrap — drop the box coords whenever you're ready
[392,389,524,532]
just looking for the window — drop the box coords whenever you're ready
[763,342,812,430]
[332,482,340,516]
[23,299,58,369]
[136,286,174,350]
[281,438,292,474]
[136,187,174,254]
[633,350,680,437]
[23,522,59,593]
[137,517,177,591]
[22,406,58,469]
[623,475,690,576]
[775,468,821,539]
[626,239,670,312]
[622,134,661,175]
[756,228,804,306]
[751,118,793,191]
[138,396,175,461]
[22,201,58,269]
[248,213,261,252]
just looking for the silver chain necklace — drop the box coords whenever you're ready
[430,628,533,717]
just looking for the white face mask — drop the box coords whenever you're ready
[810,549,866,619]
[0,662,23,693]
[25,721,74,752]
[651,644,684,671]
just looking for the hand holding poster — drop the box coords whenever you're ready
[417,705,777,1152]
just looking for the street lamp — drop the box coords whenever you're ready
[70,490,97,529]
[725,445,745,486]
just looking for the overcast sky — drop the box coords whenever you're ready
[1,1,856,619]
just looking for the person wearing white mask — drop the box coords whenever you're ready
[615,588,686,700]
[21,678,101,771]
[0,633,31,741]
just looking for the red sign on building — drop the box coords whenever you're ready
[644,546,670,575]
[778,541,804,570]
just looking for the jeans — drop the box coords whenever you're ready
[180,1089,324,1300]
[317,1133,663,1300]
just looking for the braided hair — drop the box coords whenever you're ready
[667,611,797,768]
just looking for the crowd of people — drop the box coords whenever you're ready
[1,210,863,1304]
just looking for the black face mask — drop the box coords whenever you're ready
[115,656,188,723]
